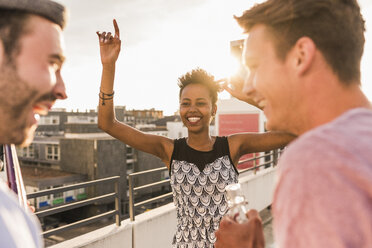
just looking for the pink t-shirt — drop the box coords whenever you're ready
[273,108,372,248]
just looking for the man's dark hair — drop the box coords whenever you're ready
[0,0,67,65]
[178,68,220,106]
[236,0,365,84]
[0,9,31,64]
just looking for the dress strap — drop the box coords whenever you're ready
[169,138,186,175]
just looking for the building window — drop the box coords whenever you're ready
[18,145,34,158]
[127,162,134,173]
[67,116,97,124]
[28,146,34,158]
[39,115,60,125]
[126,146,133,154]
[46,144,59,160]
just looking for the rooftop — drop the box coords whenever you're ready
[22,166,86,188]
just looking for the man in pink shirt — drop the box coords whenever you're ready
[215,0,372,247]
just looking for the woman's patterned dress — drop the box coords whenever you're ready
[170,137,239,248]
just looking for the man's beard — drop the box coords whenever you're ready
[0,64,39,145]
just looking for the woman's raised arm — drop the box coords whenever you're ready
[97,19,173,167]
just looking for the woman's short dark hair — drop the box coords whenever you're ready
[178,68,220,106]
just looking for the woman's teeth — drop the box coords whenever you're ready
[188,117,200,123]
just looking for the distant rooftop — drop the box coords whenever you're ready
[23,166,76,179]
[22,166,86,187]
[150,115,181,127]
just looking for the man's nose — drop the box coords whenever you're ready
[242,74,255,96]
[53,75,67,100]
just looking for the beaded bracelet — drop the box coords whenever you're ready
[99,89,114,105]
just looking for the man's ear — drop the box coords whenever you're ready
[292,37,316,76]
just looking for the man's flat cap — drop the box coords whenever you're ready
[0,0,67,29]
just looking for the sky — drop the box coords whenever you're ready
[54,0,372,116]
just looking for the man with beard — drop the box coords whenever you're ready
[0,0,67,247]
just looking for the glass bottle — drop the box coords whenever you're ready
[225,183,249,223]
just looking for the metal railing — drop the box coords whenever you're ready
[128,149,282,221]
[238,149,281,174]
[128,167,172,221]
[27,176,121,237]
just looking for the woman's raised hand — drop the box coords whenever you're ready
[97,19,121,65]
[221,75,262,110]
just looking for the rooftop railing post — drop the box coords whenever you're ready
[115,179,121,226]
[128,174,135,221]
[253,153,257,175]
[273,149,279,167]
